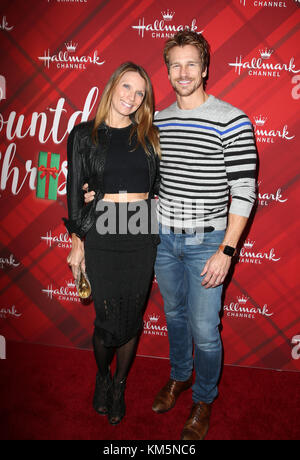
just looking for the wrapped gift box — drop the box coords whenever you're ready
[36,151,60,200]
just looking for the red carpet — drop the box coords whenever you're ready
[0,340,299,440]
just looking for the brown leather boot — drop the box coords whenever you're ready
[181,402,212,440]
[152,375,193,413]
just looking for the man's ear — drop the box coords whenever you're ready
[167,66,171,80]
[202,67,207,79]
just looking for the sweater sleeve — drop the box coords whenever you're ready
[222,114,257,217]
[62,126,85,237]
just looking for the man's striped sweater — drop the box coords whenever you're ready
[154,95,257,231]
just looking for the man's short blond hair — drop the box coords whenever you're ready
[163,30,210,73]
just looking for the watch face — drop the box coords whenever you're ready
[224,245,235,257]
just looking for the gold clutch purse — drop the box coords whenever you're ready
[75,269,91,299]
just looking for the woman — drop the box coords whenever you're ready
[63,62,160,425]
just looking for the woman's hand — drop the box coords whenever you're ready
[67,234,85,280]
[82,183,95,203]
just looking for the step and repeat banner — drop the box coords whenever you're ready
[0,0,299,371]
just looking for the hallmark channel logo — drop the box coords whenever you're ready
[143,312,168,337]
[257,181,288,207]
[38,41,105,70]
[240,0,288,7]
[0,15,14,31]
[41,230,72,249]
[224,295,274,320]
[253,115,295,143]
[0,305,22,320]
[238,240,280,264]
[228,47,299,78]
[47,0,88,3]
[0,253,20,269]
[42,279,80,302]
[132,9,202,39]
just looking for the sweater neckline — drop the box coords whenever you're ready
[175,94,213,114]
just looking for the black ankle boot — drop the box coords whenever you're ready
[107,377,126,425]
[93,372,112,415]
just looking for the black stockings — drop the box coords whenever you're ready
[93,330,138,382]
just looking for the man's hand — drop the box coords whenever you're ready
[200,250,232,288]
[82,183,95,203]
[200,213,248,288]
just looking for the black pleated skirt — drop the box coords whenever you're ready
[84,199,158,347]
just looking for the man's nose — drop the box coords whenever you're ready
[179,66,189,78]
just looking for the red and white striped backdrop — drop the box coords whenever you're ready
[0,0,299,371]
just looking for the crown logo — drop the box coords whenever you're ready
[244,240,255,248]
[254,115,267,126]
[237,295,249,304]
[149,313,160,322]
[161,9,175,21]
[65,41,78,53]
[259,48,273,60]
[67,279,75,287]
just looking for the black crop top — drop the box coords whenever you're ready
[103,124,150,194]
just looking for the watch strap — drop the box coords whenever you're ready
[219,244,236,257]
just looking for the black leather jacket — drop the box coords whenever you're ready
[63,120,160,239]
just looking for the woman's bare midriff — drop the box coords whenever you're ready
[102,192,149,202]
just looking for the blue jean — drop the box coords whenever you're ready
[154,225,225,404]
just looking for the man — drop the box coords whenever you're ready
[151,30,257,440]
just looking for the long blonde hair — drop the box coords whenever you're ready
[92,62,160,157]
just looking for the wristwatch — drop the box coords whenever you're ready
[219,244,236,257]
